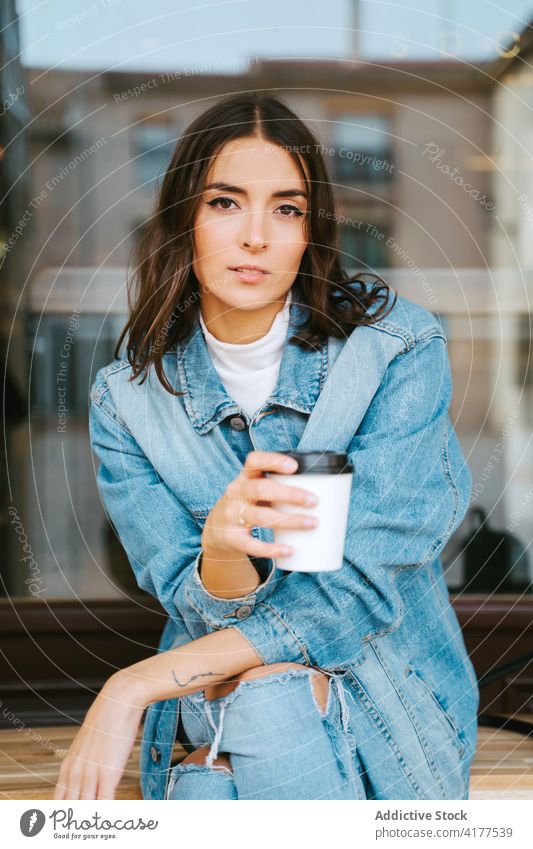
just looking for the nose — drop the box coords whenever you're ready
[240,208,268,251]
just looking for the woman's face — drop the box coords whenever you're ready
[191,135,309,315]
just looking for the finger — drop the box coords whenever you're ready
[224,529,294,559]
[60,773,81,800]
[54,760,69,801]
[54,764,77,800]
[80,772,99,801]
[53,779,66,801]
[241,451,298,479]
[244,477,318,507]
[96,780,117,800]
[235,503,318,531]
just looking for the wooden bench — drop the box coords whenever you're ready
[1,720,532,800]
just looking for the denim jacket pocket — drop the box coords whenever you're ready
[404,663,466,760]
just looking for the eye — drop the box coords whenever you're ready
[206,195,238,211]
[207,196,305,218]
[277,204,305,218]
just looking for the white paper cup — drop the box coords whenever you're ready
[267,451,353,572]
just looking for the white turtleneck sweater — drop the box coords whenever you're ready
[199,289,292,420]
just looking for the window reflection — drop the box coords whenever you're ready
[339,221,391,268]
[131,121,177,192]
[2,6,533,603]
[4,276,528,602]
[330,113,394,184]
[3,306,142,601]
[441,313,533,594]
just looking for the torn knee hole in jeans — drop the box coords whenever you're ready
[201,667,353,772]
[308,672,333,717]
[317,675,355,783]
[201,667,323,768]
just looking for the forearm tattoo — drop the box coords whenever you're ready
[172,669,220,688]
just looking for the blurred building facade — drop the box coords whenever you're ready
[2,33,532,599]
[23,58,494,273]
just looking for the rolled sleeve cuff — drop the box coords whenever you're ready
[173,551,282,638]
[230,602,312,666]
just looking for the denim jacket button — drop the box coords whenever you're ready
[150,745,161,763]
[235,604,253,619]
[229,415,246,431]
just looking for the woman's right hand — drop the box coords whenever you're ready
[201,450,319,561]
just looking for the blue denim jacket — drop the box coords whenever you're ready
[89,287,478,800]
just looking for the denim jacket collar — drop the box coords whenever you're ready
[174,298,329,435]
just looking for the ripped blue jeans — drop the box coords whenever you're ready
[166,667,366,800]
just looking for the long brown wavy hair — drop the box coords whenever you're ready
[115,92,397,396]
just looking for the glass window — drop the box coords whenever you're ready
[330,113,394,184]
[1,311,144,602]
[439,312,533,595]
[339,219,390,269]
[131,122,177,193]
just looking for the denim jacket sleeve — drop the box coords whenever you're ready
[225,333,473,669]
[89,370,279,632]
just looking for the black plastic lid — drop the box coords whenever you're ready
[276,450,353,475]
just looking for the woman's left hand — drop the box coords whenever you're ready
[53,675,144,800]
[53,626,264,799]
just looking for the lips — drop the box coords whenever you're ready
[229,266,270,283]
[229,266,269,273]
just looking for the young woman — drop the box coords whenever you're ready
[54,93,479,801]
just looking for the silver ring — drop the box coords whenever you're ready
[238,503,248,526]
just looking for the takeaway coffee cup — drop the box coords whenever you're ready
[266,450,353,572]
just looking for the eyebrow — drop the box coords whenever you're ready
[204,181,308,200]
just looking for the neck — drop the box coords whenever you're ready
[199,293,289,344]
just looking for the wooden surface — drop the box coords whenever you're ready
[470,720,533,799]
[1,720,532,800]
